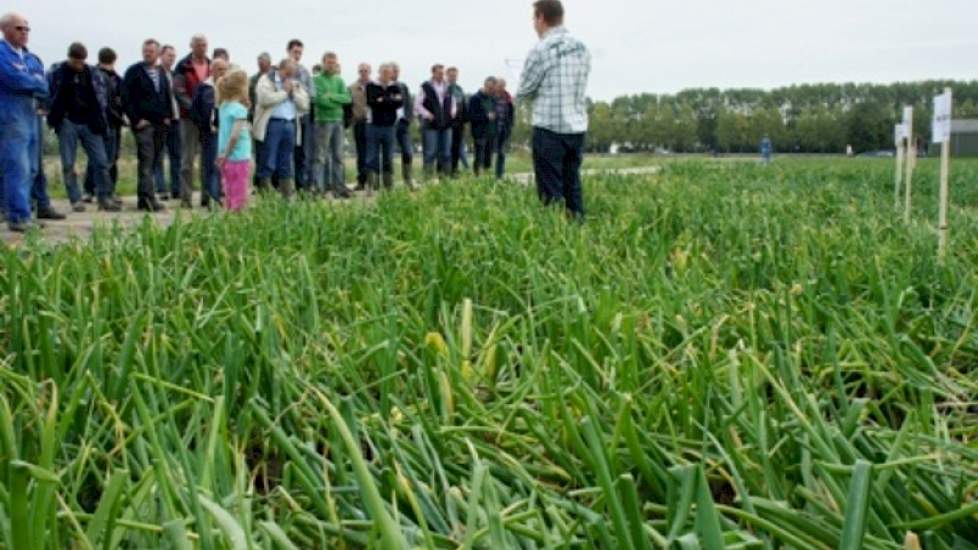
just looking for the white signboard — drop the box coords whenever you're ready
[903,106,914,124]
[894,123,907,146]
[932,92,952,144]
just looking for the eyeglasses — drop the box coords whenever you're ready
[15,26,30,32]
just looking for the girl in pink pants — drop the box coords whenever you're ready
[216,70,253,212]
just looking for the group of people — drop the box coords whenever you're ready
[0,0,590,233]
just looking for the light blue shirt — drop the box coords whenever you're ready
[270,73,297,121]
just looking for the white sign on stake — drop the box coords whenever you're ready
[933,91,952,144]
[903,106,914,124]
[894,123,907,146]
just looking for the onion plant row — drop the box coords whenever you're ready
[1,159,977,549]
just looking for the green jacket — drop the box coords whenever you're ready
[313,73,352,123]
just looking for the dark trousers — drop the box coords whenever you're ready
[365,124,395,178]
[353,121,368,185]
[450,124,464,174]
[395,119,413,166]
[495,127,511,179]
[153,123,182,196]
[32,115,51,211]
[201,131,220,203]
[473,131,495,175]
[294,114,314,190]
[532,127,585,217]
[134,124,165,201]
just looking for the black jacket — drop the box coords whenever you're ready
[366,82,404,127]
[47,63,108,134]
[467,90,497,139]
[122,62,174,126]
[191,81,218,135]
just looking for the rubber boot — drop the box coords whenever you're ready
[279,178,296,200]
[403,162,415,190]
[256,178,271,194]
[382,172,394,190]
[366,172,378,195]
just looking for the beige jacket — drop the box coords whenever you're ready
[253,71,310,144]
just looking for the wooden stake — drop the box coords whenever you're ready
[937,87,953,260]
[903,107,915,223]
[894,134,904,209]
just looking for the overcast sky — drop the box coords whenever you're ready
[15,0,978,101]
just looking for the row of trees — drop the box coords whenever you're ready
[514,80,978,154]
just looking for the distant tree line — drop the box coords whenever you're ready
[511,80,978,154]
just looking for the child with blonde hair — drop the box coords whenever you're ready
[216,70,253,211]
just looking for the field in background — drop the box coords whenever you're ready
[3,159,978,548]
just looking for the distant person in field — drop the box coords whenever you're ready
[249,52,272,188]
[253,58,310,198]
[153,45,183,200]
[468,76,498,176]
[0,12,51,232]
[494,77,515,179]
[349,62,372,190]
[173,33,211,208]
[84,47,125,205]
[47,42,121,212]
[517,0,592,219]
[416,63,456,179]
[391,62,415,189]
[191,57,229,207]
[446,66,468,177]
[286,39,314,192]
[365,63,404,191]
[760,135,773,164]
[216,69,252,211]
[312,52,352,198]
[121,38,172,212]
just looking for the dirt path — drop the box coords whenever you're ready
[2,165,662,247]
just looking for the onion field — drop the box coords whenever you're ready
[1,159,978,549]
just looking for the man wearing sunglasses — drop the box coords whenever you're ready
[0,13,50,232]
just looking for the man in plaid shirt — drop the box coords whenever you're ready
[517,0,591,218]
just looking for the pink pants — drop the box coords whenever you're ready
[221,160,250,212]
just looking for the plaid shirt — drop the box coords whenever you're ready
[516,26,591,134]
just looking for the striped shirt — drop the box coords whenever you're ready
[516,26,591,134]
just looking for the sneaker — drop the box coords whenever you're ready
[81,194,95,204]
[36,206,67,220]
[71,202,86,213]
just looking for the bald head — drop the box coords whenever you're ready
[0,13,30,48]
[190,33,208,60]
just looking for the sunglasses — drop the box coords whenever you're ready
[15,26,30,32]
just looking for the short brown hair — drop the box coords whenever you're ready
[431,64,444,73]
[67,42,87,61]
[533,0,564,25]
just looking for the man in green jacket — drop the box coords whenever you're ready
[312,51,352,198]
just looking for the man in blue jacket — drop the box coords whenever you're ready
[0,13,50,232]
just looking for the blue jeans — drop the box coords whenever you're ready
[259,119,296,180]
[0,112,38,223]
[366,124,395,178]
[495,127,511,179]
[85,127,120,197]
[58,119,112,202]
[532,127,586,217]
[154,123,182,195]
[201,130,220,203]
[422,126,452,174]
